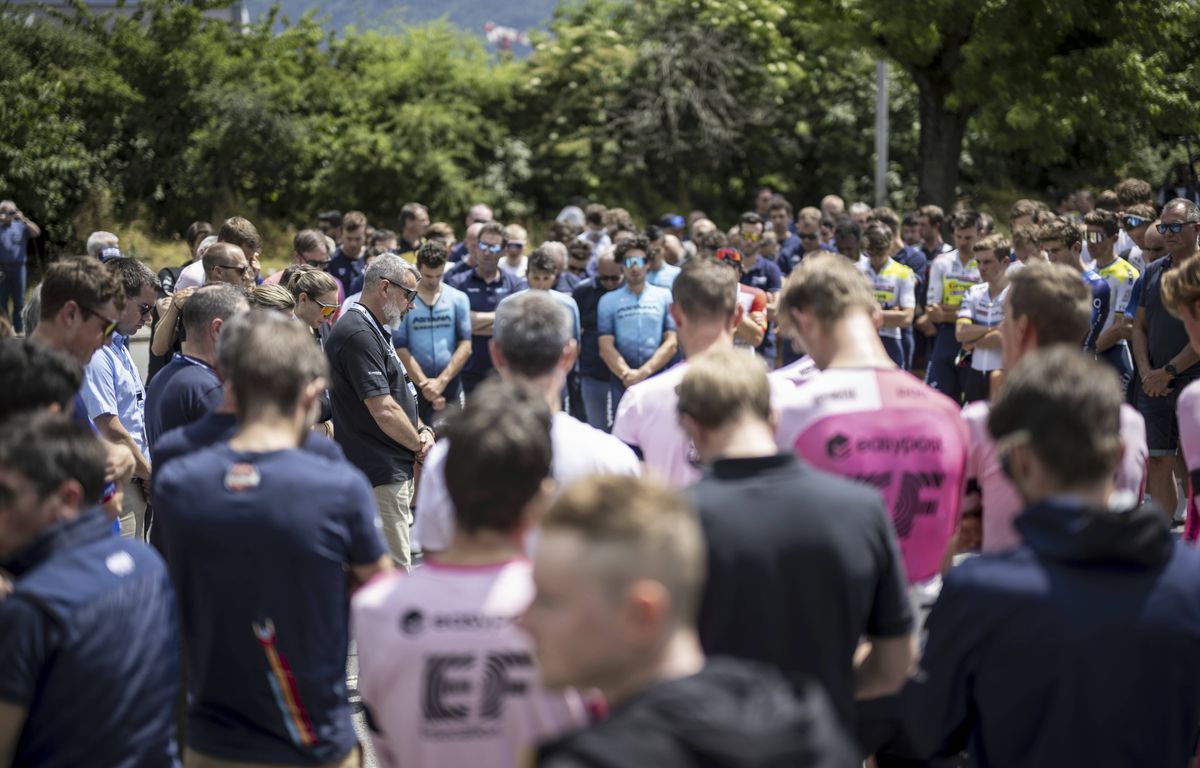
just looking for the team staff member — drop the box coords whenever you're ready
[0,413,179,768]
[680,349,915,733]
[572,247,624,430]
[156,319,390,768]
[857,221,916,369]
[353,380,586,768]
[447,221,526,394]
[598,236,678,412]
[327,255,433,569]
[955,236,1009,403]
[1157,246,1200,541]
[526,475,858,767]
[81,258,160,540]
[393,241,472,428]
[924,210,982,402]
[902,349,1200,767]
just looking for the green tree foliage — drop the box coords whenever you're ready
[809,0,1200,208]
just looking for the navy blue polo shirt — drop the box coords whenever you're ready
[0,509,180,767]
[573,277,617,380]
[326,247,365,295]
[155,444,386,764]
[1139,254,1200,380]
[896,246,928,307]
[145,352,224,453]
[447,267,525,379]
[740,256,783,359]
[777,233,802,272]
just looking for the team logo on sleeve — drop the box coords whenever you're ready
[401,610,425,636]
[224,463,261,492]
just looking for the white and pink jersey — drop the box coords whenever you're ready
[965,401,1149,552]
[615,359,793,487]
[351,560,586,768]
[1178,381,1200,542]
[770,355,819,389]
[775,367,969,583]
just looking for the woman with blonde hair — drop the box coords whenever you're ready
[285,266,341,332]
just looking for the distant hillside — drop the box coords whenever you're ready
[251,0,560,40]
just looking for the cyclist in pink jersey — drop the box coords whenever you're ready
[353,380,585,768]
[1159,256,1200,541]
[965,262,1148,551]
[775,254,968,588]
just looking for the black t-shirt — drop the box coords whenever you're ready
[690,453,913,731]
[325,304,419,486]
[1139,254,1200,380]
[572,278,613,380]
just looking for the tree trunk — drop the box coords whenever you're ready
[913,72,971,211]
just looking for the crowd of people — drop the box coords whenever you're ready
[3,179,1200,768]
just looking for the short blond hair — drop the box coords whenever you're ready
[677,348,770,430]
[544,475,706,625]
[973,234,1011,261]
[778,253,877,324]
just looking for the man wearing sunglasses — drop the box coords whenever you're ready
[1132,198,1200,520]
[327,255,432,569]
[572,247,624,430]
[1084,209,1140,390]
[446,221,525,395]
[81,258,160,541]
[1119,203,1156,274]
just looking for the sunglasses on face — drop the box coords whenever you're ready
[216,263,254,278]
[1158,222,1195,234]
[383,277,418,304]
[1122,216,1147,229]
[741,231,762,242]
[478,242,504,255]
[303,257,330,269]
[506,241,525,249]
[137,302,154,317]
[623,256,647,269]
[313,297,341,317]
[1085,231,1107,244]
[798,232,819,241]
[81,304,119,337]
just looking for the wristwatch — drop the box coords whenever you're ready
[1166,363,1178,377]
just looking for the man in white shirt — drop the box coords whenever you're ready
[414,291,639,554]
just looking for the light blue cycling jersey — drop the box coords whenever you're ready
[597,283,676,368]
[391,283,472,377]
[497,287,582,342]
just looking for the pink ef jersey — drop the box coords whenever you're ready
[1178,381,1200,542]
[351,560,586,768]
[770,355,819,390]
[965,401,1149,552]
[775,368,969,583]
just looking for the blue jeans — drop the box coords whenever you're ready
[925,324,968,404]
[580,375,612,432]
[0,263,26,333]
[881,335,905,369]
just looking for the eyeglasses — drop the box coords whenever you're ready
[136,302,154,317]
[80,304,119,337]
[216,263,254,278]
[383,277,418,304]
[313,297,341,318]
[1084,231,1107,244]
[478,242,504,255]
[1122,215,1147,230]
[1158,222,1196,234]
[798,232,819,240]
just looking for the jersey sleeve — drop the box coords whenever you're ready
[454,292,472,343]
[342,468,389,565]
[611,386,642,449]
[597,294,616,336]
[926,258,946,306]
[898,270,916,309]
[662,294,677,333]
[1084,279,1110,351]
[412,440,454,552]
[956,287,975,322]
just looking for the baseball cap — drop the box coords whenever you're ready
[99,246,123,263]
[660,213,686,230]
